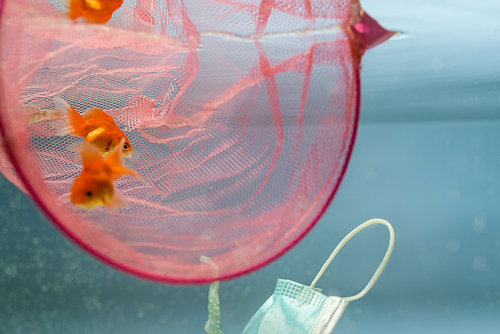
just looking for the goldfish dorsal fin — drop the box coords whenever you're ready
[82,107,116,123]
[79,141,103,165]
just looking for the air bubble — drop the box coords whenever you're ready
[472,213,487,232]
[4,263,17,276]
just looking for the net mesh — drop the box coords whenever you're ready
[0,0,360,283]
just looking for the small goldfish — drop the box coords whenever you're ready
[54,97,133,158]
[71,138,139,210]
[66,0,124,24]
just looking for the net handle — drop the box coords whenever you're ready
[309,218,395,302]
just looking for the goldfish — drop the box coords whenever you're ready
[54,97,133,158]
[70,138,139,210]
[66,0,124,24]
[25,105,64,124]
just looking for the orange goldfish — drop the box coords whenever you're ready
[54,97,133,158]
[70,138,139,210]
[66,0,124,24]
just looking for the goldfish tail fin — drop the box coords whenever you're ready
[105,188,128,210]
[53,96,70,112]
[47,109,65,120]
[79,140,103,165]
[106,138,141,180]
[56,123,74,136]
[66,0,84,20]
[54,97,87,137]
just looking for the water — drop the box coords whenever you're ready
[361,0,500,123]
[1,0,500,333]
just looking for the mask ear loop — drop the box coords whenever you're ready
[309,218,395,302]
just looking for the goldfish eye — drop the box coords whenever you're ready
[86,191,92,197]
[123,143,129,150]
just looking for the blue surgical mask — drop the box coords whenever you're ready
[242,218,395,334]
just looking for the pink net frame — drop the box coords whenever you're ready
[0,0,364,284]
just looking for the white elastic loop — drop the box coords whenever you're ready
[309,218,395,302]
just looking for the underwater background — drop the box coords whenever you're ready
[1,0,500,333]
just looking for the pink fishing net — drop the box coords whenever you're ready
[0,0,387,283]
